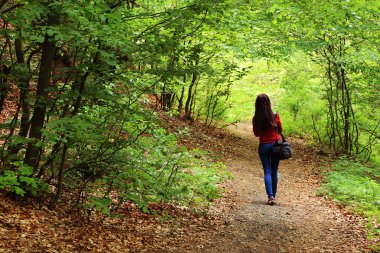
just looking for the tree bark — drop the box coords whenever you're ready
[184,73,196,120]
[0,0,9,9]
[24,14,59,169]
[0,65,9,114]
[49,144,68,209]
[177,86,185,114]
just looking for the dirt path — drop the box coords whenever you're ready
[0,121,371,253]
[193,122,369,253]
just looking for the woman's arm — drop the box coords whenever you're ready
[276,113,283,133]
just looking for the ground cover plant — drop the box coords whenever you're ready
[318,158,380,249]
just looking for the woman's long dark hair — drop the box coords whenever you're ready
[252,94,276,132]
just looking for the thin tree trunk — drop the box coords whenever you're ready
[0,65,9,114]
[341,67,350,154]
[72,71,90,115]
[0,35,11,113]
[49,144,68,209]
[177,86,185,114]
[3,39,34,160]
[185,72,197,120]
[14,38,31,137]
[0,103,21,161]
[190,80,197,119]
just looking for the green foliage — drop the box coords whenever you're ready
[85,196,113,216]
[0,162,49,197]
[224,53,325,140]
[225,59,285,123]
[318,158,380,240]
[196,59,246,125]
[276,52,326,139]
[260,0,380,159]
[83,128,231,214]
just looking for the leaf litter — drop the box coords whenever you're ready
[0,113,376,252]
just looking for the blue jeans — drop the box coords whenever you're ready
[258,143,280,198]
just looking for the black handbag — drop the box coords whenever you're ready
[272,133,292,160]
[271,113,292,160]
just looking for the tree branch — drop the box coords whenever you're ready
[0,0,8,10]
[1,3,24,14]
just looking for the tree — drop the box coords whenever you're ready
[0,0,232,210]
[256,0,380,159]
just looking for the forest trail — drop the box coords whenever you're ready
[192,122,370,253]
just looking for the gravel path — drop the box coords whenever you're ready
[199,122,370,253]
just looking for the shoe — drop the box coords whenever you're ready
[267,197,275,206]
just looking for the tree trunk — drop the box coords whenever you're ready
[49,144,68,209]
[190,82,197,119]
[24,14,59,169]
[177,86,185,114]
[0,65,9,114]
[72,71,90,115]
[184,72,197,120]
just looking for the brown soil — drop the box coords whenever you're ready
[0,120,372,252]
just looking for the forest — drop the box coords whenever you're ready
[0,0,379,252]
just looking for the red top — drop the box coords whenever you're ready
[253,113,283,143]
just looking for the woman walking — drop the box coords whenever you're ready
[252,94,282,205]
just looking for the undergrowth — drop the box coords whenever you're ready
[318,158,380,249]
